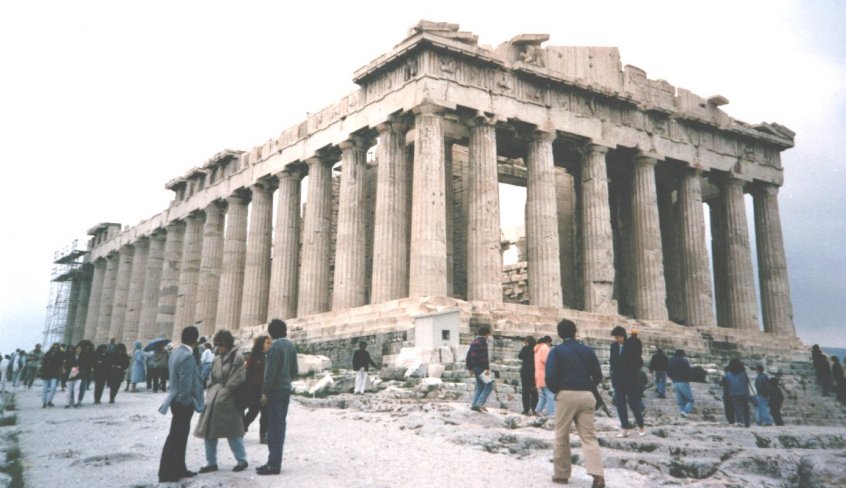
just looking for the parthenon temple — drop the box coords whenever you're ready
[56,21,802,359]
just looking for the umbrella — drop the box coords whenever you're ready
[144,337,171,352]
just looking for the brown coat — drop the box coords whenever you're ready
[193,348,246,439]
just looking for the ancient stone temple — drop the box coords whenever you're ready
[62,21,802,361]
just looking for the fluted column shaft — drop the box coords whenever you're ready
[268,169,303,320]
[581,145,616,313]
[173,213,204,336]
[138,231,165,340]
[409,104,448,297]
[123,238,149,341]
[195,203,225,337]
[298,157,334,316]
[722,178,758,330]
[333,138,370,310]
[96,253,120,344]
[466,117,503,302]
[156,221,184,338]
[71,267,93,344]
[677,170,716,327]
[108,245,135,340]
[216,193,249,330]
[630,156,668,320]
[83,259,107,341]
[526,131,563,308]
[64,278,82,345]
[753,184,795,335]
[240,183,274,327]
[371,121,410,303]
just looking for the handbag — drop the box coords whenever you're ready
[478,370,493,384]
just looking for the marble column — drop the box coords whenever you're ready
[108,245,135,340]
[216,192,249,330]
[630,156,668,320]
[466,116,503,302]
[123,238,150,341]
[753,184,795,336]
[63,277,82,345]
[240,182,275,328]
[333,137,370,310]
[96,252,120,344]
[409,104,448,297]
[526,130,562,308]
[371,121,410,303]
[138,231,165,341]
[268,168,303,320]
[194,202,225,337]
[722,178,758,330]
[677,170,716,327]
[580,145,616,313]
[173,212,204,336]
[298,156,334,316]
[156,221,185,338]
[71,266,93,345]
[83,259,106,341]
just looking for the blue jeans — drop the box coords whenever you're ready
[78,378,91,403]
[470,368,494,408]
[201,363,213,387]
[673,382,694,415]
[266,389,291,470]
[756,396,774,425]
[204,437,246,465]
[41,378,58,404]
[654,371,667,397]
[536,387,555,416]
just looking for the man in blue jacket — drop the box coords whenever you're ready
[546,319,605,488]
[668,349,694,418]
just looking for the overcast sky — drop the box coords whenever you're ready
[1,0,843,352]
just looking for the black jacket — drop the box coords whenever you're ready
[610,338,643,387]
[649,352,669,373]
[546,339,602,393]
[518,345,535,375]
[352,350,378,372]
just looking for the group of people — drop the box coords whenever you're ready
[1,345,44,390]
[812,344,846,404]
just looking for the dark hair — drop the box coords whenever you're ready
[96,344,107,354]
[116,343,127,355]
[213,330,235,349]
[268,319,287,339]
[525,336,536,347]
[251,335,269,358]
[359,341,368,349]
[611,326,627,338]
[755,365,764,372]
[541,335,552,344]
[728,358,745,374]
[557,319,577,339]
[675,349,685,357]
[181,326,200,345]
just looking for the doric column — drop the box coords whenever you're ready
[298,155,334,316]
[526,130,563,308]
[194,202,225,337]
[216,192,249,330]
[722,178,758,330]
[409,104,448,297]
[466,116,502,302]
[371,121,410,303]
[123,237,150,341]
[156,221,185,338]
[71,266,93,344]
[677,170,716,327]
[333,137,370,310]
[108,245,135,340]
[63,277,82,345]
[268,168,303,320]
[173,212,205,336]
[83,259,106,341]
[580,145,616,313]
[240,182,275,327]
[138,231,165,340]
[96,252,120,344]
[753,184,795,335]
[630,156,668,320]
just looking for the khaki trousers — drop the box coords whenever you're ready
[553,390,604,479]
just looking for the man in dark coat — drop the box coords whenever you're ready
[609,326,645,436]
[352,342,379,394]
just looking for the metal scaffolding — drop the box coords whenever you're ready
[42,240,87,346]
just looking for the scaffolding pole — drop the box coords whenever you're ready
[43,240,87,346]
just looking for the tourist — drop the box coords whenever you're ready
[811,345,832,396]
[11,349,25,388]
[648,348,669,399]
[466,324,494,414]
[158,326,204,483]
[0,354,9,391]
[545,319,605,488]
[152,342,170,393]
[200,343,214,389]
[40,343,64,407]
[76,341,95,405]
[106,337,117,354]
[195,329,248,473]
[668,349,694,418]
[352,341,379,394]
[63,344,82,408]
[243,335,271,444]
[256,318,299,476]
[24,344,43,389]
[130,340,146,392]
[754,365,774,426]
[534,336,555,417]
[108,343,129,404]
[720,366,735,424]
[517,336,538,416]
[609,326,645,437]
[725,358,751,428]
[831,356,845,404]
[768,377,785,426]
[92,344,110,404]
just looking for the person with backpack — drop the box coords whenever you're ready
[754,365,774,426]
[466,324,494,413]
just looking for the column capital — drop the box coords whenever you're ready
[339,134,373,151]
[526,128,556,144]
[585,143,611,156]
[634,154,659,167]
[273,163,306,181]
[165,219,185,232]
[749,182,780,197]
[305,147,340,168]
[465,113,497,128]
[251,178,278,194]
[225,188,251,206]
[376,120,408,135]
[412,102,446,117]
